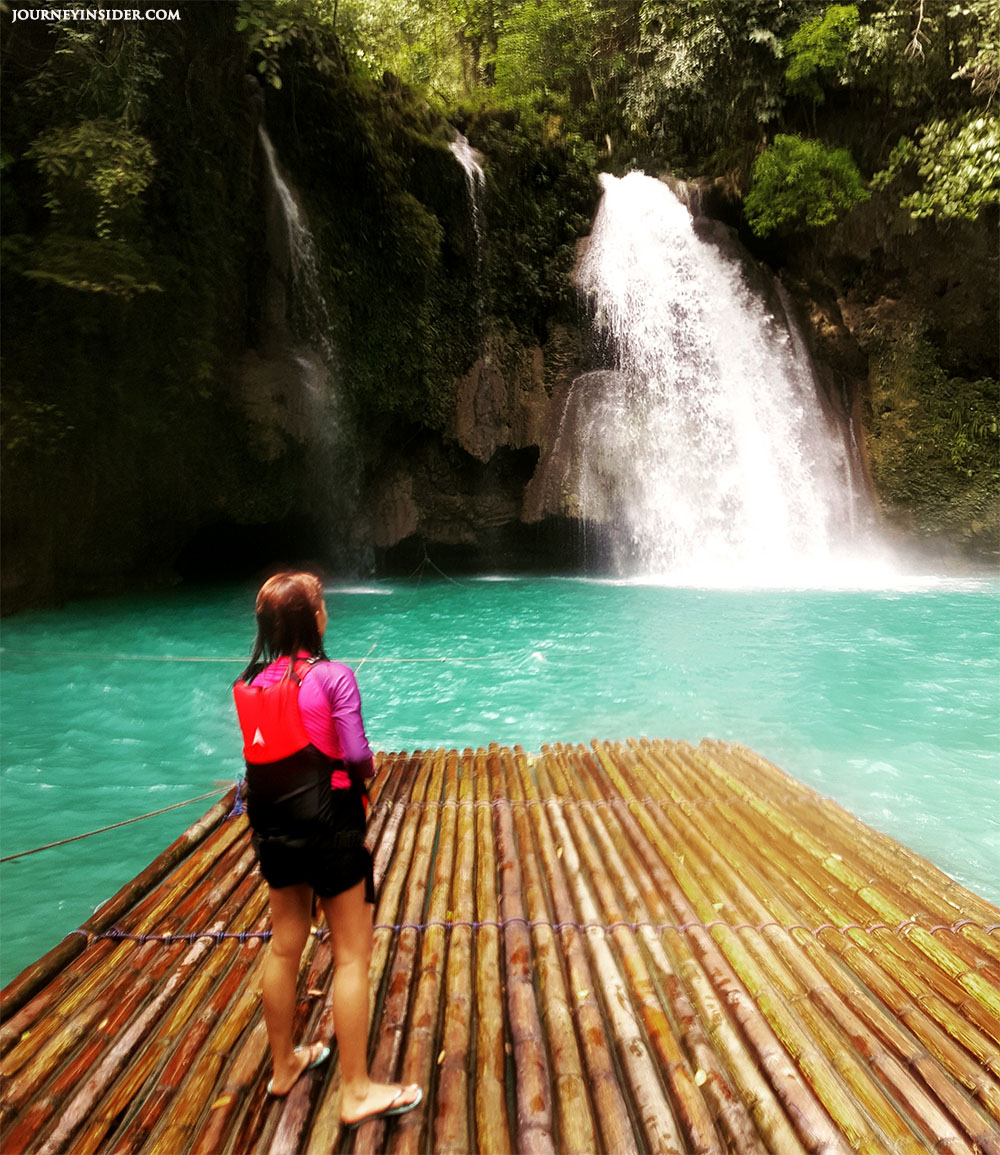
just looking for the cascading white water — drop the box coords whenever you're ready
[258,125,336,369]
[450,133,484,300]
[449,131,486,267]
[255,126,360,555]
[571,171,881,585]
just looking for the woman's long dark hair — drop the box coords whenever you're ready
[238,571,329,684]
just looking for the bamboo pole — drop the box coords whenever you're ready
[709,788,1000,1124]
[691,744,1000,1021]
[106,872,270,1153]
[492,743,555,1155]
[24,840,263,1155]
[584,740,851,1155]
[0,808,248,1065]
[34,925,242,1154]
[683,793,1000,1152]
[526,747,638,1155]
[750,759,1000,984]
[432,747,476,1155]
[683,748,997,1081]
[634,739,1000,1152]
[182,1012,271,1155]
[657,738,1000,1046]
[392,747,458,1155]
[562,744,726,1154]
[0,823,254,1132]
[510,744,601,1155]
[651,760,968,1152]
[474,746,512,1155]
[0,786,239,1021]
[672,741,1000,1074]
[569,741,782,1155]
[129,927,269,1151]
[560,744,779,1155]
[718,741,1000,938]
[4,740,999,1155]
[368,752,420,892]
[0,835,257,1155]
[354,749,441,1155]
[539,744,689,1155]
[300,742,423,1155]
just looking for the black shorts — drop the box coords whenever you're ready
[253,828,375,901]
[246,753,375,902]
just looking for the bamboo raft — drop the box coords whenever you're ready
[2,739,999,1154]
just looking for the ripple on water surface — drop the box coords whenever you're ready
[1,575,997,984]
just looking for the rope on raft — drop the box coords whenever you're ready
[2,784,960,862]
[0,788,234,863]
[67,916,1000,947]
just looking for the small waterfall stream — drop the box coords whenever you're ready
[449,131,486,261]
[560,171,880,584]
[253,126,360,556]
[258,126,337,371]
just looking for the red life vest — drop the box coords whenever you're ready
[233,660,315,765]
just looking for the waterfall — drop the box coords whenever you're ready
[253,127,361,560]
[563,171,882,586]
[258,125,336,371]
[450,131,486,270]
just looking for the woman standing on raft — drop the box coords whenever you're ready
[233,571,421,1124]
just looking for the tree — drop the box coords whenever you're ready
[873,113,1000,220]
[744,133,869,234]
[784,4,859,105]
[625,0,801,167]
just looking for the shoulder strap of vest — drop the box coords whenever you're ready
[292,657,320,684]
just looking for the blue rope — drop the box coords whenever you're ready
[229,777,246,818]
[68,917,999,948]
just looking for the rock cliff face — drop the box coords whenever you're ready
[1,11,326,612]
[779,198,999,563]
[3,13,995,612]
[362,324,583,570]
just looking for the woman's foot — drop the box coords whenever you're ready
[341,1082,423,1127]
[267,1041,330,1098]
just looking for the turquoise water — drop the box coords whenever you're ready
[2,575,998,986]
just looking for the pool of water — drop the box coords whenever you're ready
[2,574,998,985]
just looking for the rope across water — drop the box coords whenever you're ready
[0,789,234,862]
[0,648,515,665]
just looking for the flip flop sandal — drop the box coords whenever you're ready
[267,1043,331,1097]
[342,1084,423,1127]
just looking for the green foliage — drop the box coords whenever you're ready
[1,391,73,457]
[27,118,156,241]
[20,234,161,300]
[785,4,858,104]
[745,134,869,234]
[951,0,999,103]
[493,0,593,111]
[336,0,633,142]
[626,0,795,168]
[466,110,599,328]
[236,0,342,90]
[20,24,165,126]
[941,385,999,475]
[873,113,1000,221]
[337,0,472,100]
[867,314,998,546]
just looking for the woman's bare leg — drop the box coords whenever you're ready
[264,883,326,1094]
[321,880,420,1123]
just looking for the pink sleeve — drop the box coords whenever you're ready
[299,661,373,766]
